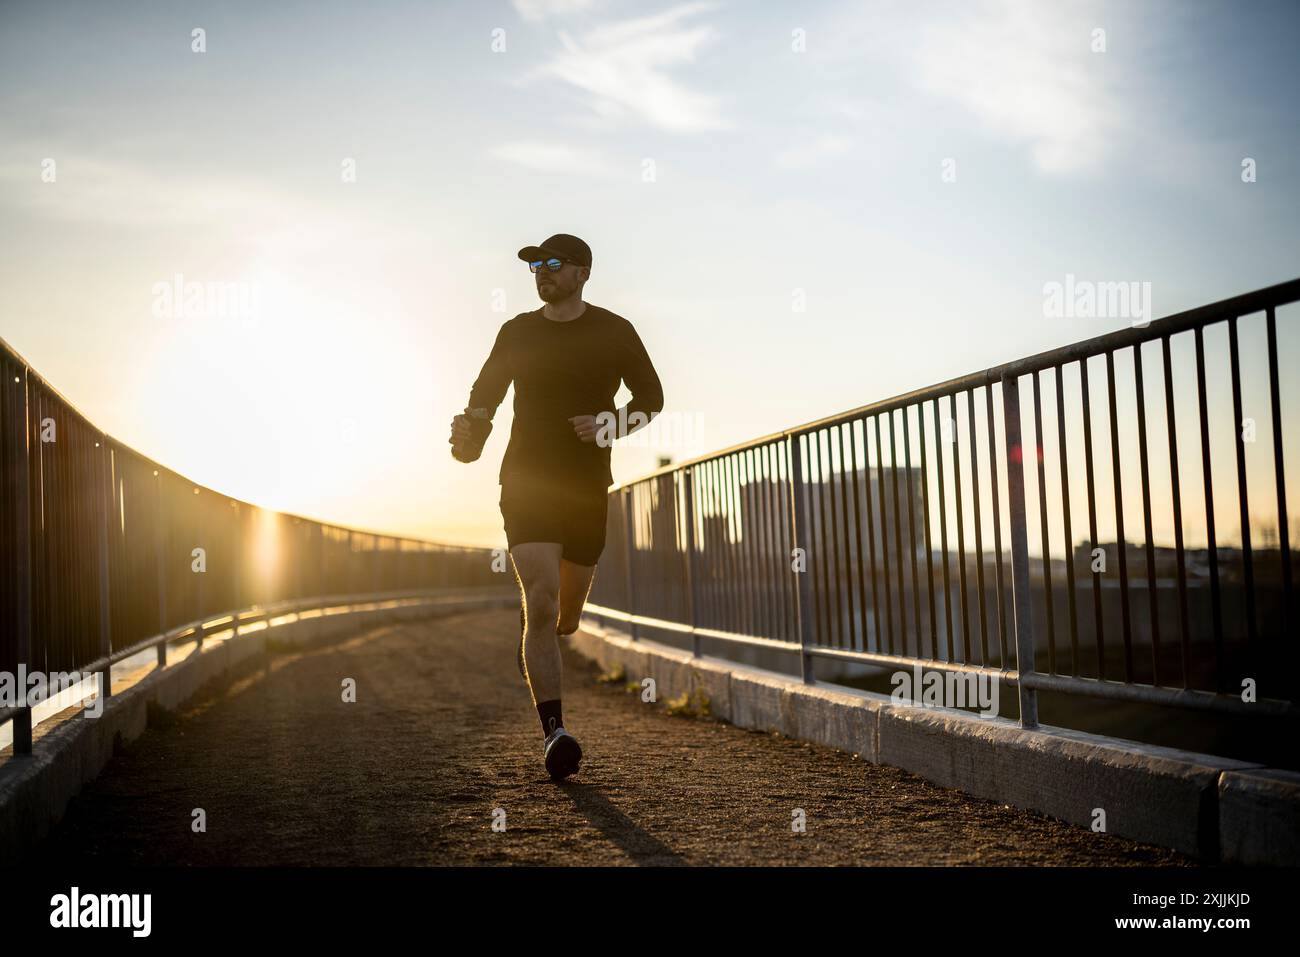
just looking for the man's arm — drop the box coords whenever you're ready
[451,322,512,461]
[613,321,663,439]
[467,322,513,416]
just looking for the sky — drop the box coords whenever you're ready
[1,0,1297,550]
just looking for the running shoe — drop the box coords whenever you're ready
[543,727,582,779]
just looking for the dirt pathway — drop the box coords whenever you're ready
[28,610,1193,866]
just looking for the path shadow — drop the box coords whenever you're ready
[553,781,686,865]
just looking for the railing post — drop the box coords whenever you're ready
[231,502,240,641]
[155,469,167,668]
[622,486,638,641]
[682,467,700,657]
[346,529,354,595]
[6,365,34,753]
[1001,373,1039,729]
[788,434,814,683]
[194,489,205,651]
[96,435,113,702]
[317,524,326,638]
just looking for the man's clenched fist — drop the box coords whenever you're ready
[449,409,492,462]
[567,414,600,444]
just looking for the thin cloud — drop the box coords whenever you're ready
[912,0,1126,174]
[775,134,851,170]
[513,0,605,22]
[487,140,616,176]
[0,148,310,233]
[532,2,727,133]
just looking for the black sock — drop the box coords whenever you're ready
[537,700,563,737]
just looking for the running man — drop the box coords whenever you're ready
[448,233,664,779]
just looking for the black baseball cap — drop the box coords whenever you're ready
[517,233,592,269]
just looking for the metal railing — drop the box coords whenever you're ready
[589,279,1300,728]
[1,335,507,755]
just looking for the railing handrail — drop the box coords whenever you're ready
[612,277,1300,489]
[0,333,480,551]
[594,277,1300,733]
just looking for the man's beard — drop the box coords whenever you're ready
[537,280,565,302]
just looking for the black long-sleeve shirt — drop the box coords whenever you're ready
[466,303,664,490]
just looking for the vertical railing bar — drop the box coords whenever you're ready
[1265,306,1294,699]
[698,460,717,632]
[681,466,699,655]
[726,454,748,637]
[1194,325,1225,691]
[814,432,833,647]
[153,468,168,667]
[763,443,787,643]
[6,363,34,753]
[985,383,1009,667]
[873,415,895,656]
[710,457,730,633]
[932,400,954,660]
[902,407,923,655]
[1159,334,1191,686]
[789,434,814,682]
[96,432,113,701]
[746,447,770,641]
[714,457,737,634]
[733,452,754,639]
[1031,372,1056,675]
[835,424,854,649]
[1056,365,1079,678]
[726,453,748,637]
[1002,373,1039,729]
[736,450,759,639]
[72,422,87,667]
[1106,350,1134,682]
[949,393,972,663]
[754,447,769,642]
[776,442,794,642]
[622,486,638,641]
[860,418,883,653]
[966,389,990,666]
[814,430,833,648]
[1080,357,1105,678]
[887,411,909,655]
[230,502,242,642]
[1133,343,1161,686]
[919,402,939,660]
[695,460,714,631]
[1227,317,1258,654]
[847,420,869,653]
[828,425,848,649]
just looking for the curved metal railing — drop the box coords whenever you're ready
[0,335,507,754]
[589,279,1300,728]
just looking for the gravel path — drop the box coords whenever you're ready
[29,610,1194,866]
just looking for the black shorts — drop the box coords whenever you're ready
[499,477,609,566]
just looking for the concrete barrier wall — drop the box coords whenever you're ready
[0,592,515,865]
[567,618,1297,865]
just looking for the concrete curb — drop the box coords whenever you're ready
[0,592,514,865]
[1217,768,1300,866]
[571,617,1297,864]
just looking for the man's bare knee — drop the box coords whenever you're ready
[524,584,559,631]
